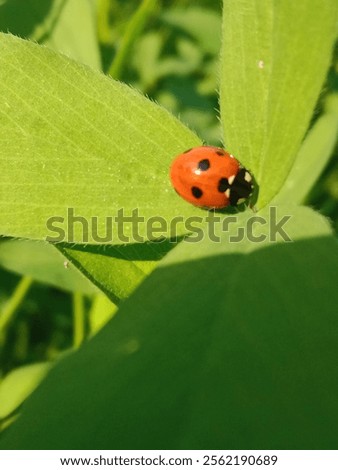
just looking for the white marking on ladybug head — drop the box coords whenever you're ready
[228,174,235,185]
[225,189,231,198]
[236,197,246,205]
[244,171,252,182]
[229,154,234,158]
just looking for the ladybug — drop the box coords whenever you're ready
[170,146,254,209]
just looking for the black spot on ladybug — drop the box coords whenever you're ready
[183,148,192,154]
[215,149,226,156]
[218,178,230,192]
[198,159,210,171]
[191,186,203,199]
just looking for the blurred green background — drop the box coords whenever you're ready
[0,0,337,412]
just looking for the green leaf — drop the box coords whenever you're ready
[42,0,101,70]
[0,0,100,71]
[0,239,98,294]
[220,0,338,208]
[58,240,175,303]
[2,206,338,449]
[58,246,147,303]
[273,94,338,205]
[0,0,57,38]
[89,293,117,335]
[0,363,50,419]
[162,7,221,55]
[0,33,202,244]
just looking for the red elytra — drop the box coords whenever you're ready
[170,146,253,209]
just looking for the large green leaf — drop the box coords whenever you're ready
[2,206,338,449]
[0,33,203,244]
[220,0,337,208]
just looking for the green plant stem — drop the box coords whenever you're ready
[109,0,158,79]
[97,0,112,45]
[73,292,85,349]
[31,0,68,43]
[0,276,33,341]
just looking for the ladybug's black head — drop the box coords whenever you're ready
[228,168,253,206]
